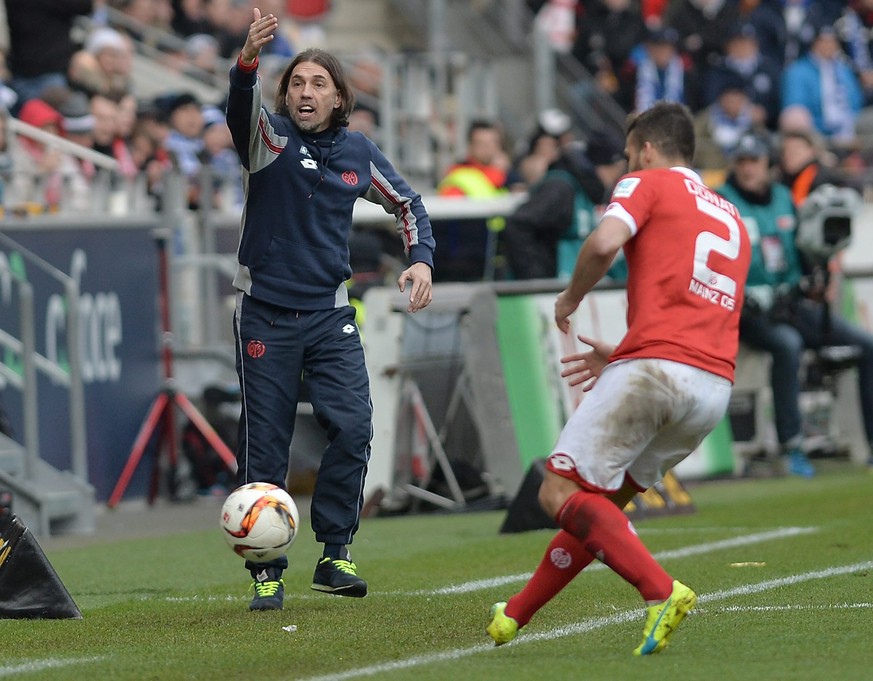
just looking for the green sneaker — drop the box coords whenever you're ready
[311,557,368,597]
[486,602,519,646]
[249,567,284,611]
[633,580,697,655]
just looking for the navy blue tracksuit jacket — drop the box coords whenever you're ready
[225,60,435,556]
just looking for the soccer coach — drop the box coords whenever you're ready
[226,8,435,610]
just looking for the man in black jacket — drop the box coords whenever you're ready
[503,134,626,280]
[5,0,93,110]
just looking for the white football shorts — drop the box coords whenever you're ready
[548,358,731,492]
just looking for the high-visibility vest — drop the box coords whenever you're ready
[437,165,508,231]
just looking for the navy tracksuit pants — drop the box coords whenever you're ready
[234,293,372,566]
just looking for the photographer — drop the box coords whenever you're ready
[716,133,873,477]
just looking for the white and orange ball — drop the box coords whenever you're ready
[220,482,300,562]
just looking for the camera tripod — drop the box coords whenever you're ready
[107,234,237,508]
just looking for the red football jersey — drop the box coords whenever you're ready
[603,167,752,381]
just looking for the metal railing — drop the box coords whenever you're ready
[0,233,87,483]
[386,0,627,172]
[5,116,152,217]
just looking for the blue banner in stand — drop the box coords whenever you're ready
[0,225,160,501]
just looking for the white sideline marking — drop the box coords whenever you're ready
[154,527,817,604]
[698,562,873,602]
[299,560,873,681]
[425,526,816,596]
[711,603,873,613]
[0,656,102,677]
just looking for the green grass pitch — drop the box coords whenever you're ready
[2,462,872,680]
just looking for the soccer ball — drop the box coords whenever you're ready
[220,482,300,562]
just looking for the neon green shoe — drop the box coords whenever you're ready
[486,602,519,646]
[633,580,697,656]
[311,557,368,597]
[249,568,285,611]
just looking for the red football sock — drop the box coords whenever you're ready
[504,530,593,627]
[557,490,673,602]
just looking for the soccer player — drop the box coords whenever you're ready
[227,9,435,610]
[486,102,752,654]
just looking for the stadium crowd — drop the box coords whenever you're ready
[0,0,870,490]
[534,0,873,184]
[0,0,332,214]
[1,0,872,273]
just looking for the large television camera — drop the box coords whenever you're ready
[794,183,861,262]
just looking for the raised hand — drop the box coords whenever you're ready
[240,7,279,65]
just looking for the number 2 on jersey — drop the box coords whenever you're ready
[692,197,742,298]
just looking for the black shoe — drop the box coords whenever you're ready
[249,567,284,611]
[311,557,368,597]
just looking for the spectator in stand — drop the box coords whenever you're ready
[694,73,765,169]
[733,0,789,69]
[503,135,627,281]
[347,50,383,106]
[438,119,518,197]
[199,104,243,211]
[116,93,139,143]
[663,0,741,74]
[779,0,842,65]
[136,97,173,164]
[68,27,135,99]
[8,98,92,213]
[782,23,864,148]
[776,112,860,307]
[778,102,815,134]
[128,115,171,206]
[111,0,165,42]
[286,0,332,47]
[205,0,233,52]
[619,27,699,114]
[837,0,873,106]
[90,95,137,179]
[532,0,582,54]
[641,0,669,28]
[347,104,380,145]
[183,34,224,78]
[163,92,204,174]
[4,0,94,111]
[171,0,215,36]
[58,90,98,183]
[211,0,295,60]
[778,128,849,205]
[512,108,575,187]
[704,22,782,131]
[437,118,520,280]
[572,0,647,103]
[717,131,873,477]
[162,92,208,206]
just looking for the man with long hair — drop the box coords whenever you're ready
[226,9,435,611]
